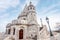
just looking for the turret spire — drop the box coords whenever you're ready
[30,1,32,5]
[24,4,27,10]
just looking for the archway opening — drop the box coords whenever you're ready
[8,29,10,34]
[19,29,23,39]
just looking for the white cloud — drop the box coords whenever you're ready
[47,9,59,16]
[49,14,60,30]
[0,20,10,32]
[0,0,21,32]
[0,13,10,32]
[40,2,60,14]
[0,0,20,11]
[0,13,9,19]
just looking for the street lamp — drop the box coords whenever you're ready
[46,17,53,36]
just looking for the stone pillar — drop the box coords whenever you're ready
[37,26,40,40]
[6,28,8,34]
[15,27,19,40]
[11,26,13,35]
[24,26,27,40]
[57,33,60,40]
[7,28,11,35]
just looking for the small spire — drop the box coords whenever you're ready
[25,4,27,8]
[30,1,32,5]
[23,4,27,11]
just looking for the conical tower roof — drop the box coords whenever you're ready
[18,2,35,19]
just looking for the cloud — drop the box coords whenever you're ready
[47,9,59,15]
[0,0,21,32]
[0,0,20,7]
[40,2,60,14]
[0,20,10,32]
[48,13,60,30]
[0,13,10,32]
[0,0,20,12]
[0,13,9,19]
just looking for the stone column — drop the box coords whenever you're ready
[11,26,13,35]
[57,33,60,40]
[7,28,11,35]
[6,28,8,34]
[15,27,19,40]
[24,26,27,40]
[37,26,40,40]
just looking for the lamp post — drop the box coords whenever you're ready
[46,17,53,36]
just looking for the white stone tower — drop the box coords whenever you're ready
[5,2,40,40]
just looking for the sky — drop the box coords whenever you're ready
[0,0,60,32]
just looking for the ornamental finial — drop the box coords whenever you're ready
[30,1,32,5]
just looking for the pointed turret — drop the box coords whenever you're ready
[30,1,32,5]
[18,4,28,19]
[23,4,27,12]
[27,2,35,11]
[18,2,37,25]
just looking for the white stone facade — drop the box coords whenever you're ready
[4,2,40,40]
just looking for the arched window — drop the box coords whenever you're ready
[13,28,15,35]
[30,7,32,9]
[8,29,10,34]
[23,18,26,20]
[28,7,33,10]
